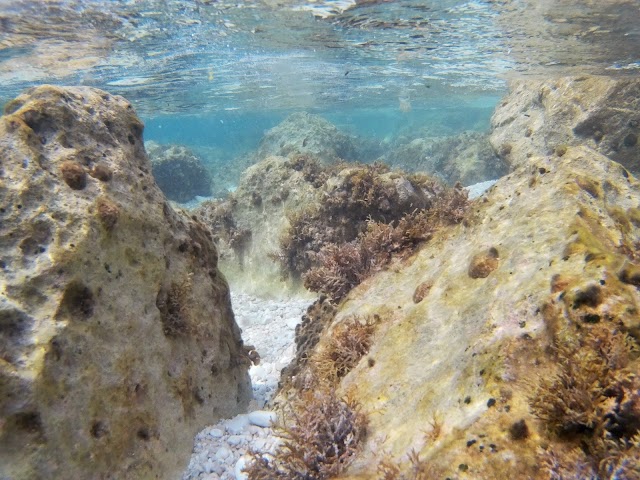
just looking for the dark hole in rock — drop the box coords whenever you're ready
[0,308,31,344]
[14,411,43,434]
[60,282,94,319]
[90,420,108,438]
[131,122,143,137]
[60,160,87,190]
[127,134,135,145]
[623,133,638,147]
[137,427,150,441]
[21,110,54,135]
[156,285,188,337]
[572,284,602,309]
[18,219,52,256]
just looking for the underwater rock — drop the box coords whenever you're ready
[195,155,320,296]
[0,85,251,480]
[279,145,640,478]
[385,130,507,186]
[254,112,367,164]
[195,155,457,297]
[146,141,212,203]
[490,76,640,174]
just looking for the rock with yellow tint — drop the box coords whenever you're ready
[306,145,640,478]
[0,85,251,480]
[490,76,640,174]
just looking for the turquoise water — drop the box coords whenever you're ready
[0,0,638,184]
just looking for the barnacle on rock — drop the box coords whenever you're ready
[60,160,87,190]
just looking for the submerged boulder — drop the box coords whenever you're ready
[385,130,507,186]
[146,141,213,203]
[194,155,460,297]
[0,85,251,480]
[490,76,640,174]
[255,112,363,164]
[279,146,640,477]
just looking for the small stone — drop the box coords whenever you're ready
[215,446,232,460]
[248,410,277,428]
[224,414,250,434]
[209,428,224,438]
[227,434,247,446]
[235,455,249,480]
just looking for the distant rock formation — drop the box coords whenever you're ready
[254,112,369,164]
[146,141,213,203]
[490,76,640,173]
[194,155,458,297]
[384,130,507,186]
[0,85,251,480]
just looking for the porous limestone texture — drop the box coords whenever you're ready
[302,146,640,478]
[146,141,213,203]
[490,76,640,173]
[385,131,507,186]
[254,112,363,164]
[0,85,251,480]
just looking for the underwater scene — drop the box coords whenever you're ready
[1,1,640,479]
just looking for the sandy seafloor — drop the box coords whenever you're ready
[181,180,497,480]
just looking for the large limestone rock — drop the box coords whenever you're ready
[0,86,251,479]
[490,76,640,173]
[296,146,640,478]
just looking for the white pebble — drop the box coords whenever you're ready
[209,428,224,438]
[248,410,277,428]
[215,446,232,460]
[224,414,250,434]
[227,434,247,446]
[234,455,250,480]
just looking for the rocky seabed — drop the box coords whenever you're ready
[183,292,311,480]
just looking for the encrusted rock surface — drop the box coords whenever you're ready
[288,145,640,478]
[0,85,251,480]
[195,155,320,296]
[490,76,640,173]
[146,141,213,203]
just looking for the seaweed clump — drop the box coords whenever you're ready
[244,390,366,480]
[311,315,378,386]
[377,450,443,480]
[530,323,640,478]
[302,184,468,301]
